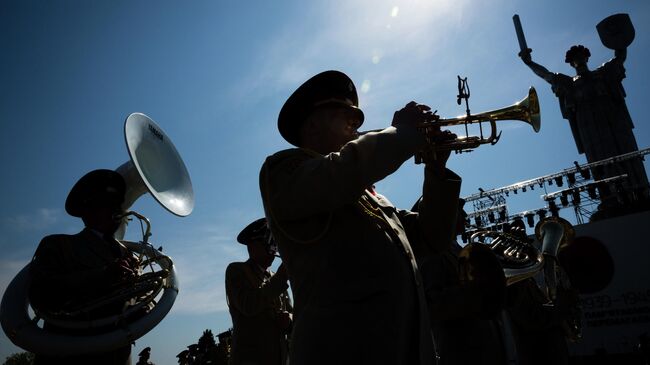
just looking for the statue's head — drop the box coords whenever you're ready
[565,45,591,70]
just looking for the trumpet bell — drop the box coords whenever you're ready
[467,86,540,132]
[522,87,541,133]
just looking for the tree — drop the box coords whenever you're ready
[3,352,34,365]
[197,329,216,351]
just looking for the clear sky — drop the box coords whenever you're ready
[1,1,649,364]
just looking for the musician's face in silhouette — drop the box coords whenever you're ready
[248,239,276,269]
[300,105,363,153]
[81,194,124,235]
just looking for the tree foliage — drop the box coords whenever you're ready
[3,352,34,365]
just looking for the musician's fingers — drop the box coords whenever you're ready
[405,101,418,108]
[403,101,431,113]
[442,130,457,140]
[417,104,431,112]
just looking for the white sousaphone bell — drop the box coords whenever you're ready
[0,113,194,356]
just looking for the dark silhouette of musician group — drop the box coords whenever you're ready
[13,12,650,365]
[223,14,648,364]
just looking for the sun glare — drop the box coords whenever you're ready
[361,80,371,93]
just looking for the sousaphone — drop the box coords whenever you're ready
[0,113,194,355]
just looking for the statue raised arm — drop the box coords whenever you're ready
[519,51,555,84]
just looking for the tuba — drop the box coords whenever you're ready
[466,216,582,342]
[0,113,194,355]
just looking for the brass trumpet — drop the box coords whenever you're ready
[360,87,541,157]
[427,86,540,151]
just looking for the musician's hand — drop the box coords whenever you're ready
[423,129,456,174]
[392,101,436,130]
[108,257,138,283]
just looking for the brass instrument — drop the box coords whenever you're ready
[535,216,582,343]
[0,113,193,355]
[467,229,543,286]
[466,216,582,342]
[359,87,541,161]
[423,86,540,152]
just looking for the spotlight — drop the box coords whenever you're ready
[514,189,518,195]
[488,211,495,223]
[525,213,535,228]
[571,190,581,205]
[522,186,527,192]
[539,182,544,188]
[554,176,563,187]
[475,216,483,227]
[549,179,554,186]
[537,209,547,220]
[499,209,507,221]
[588,185,598,199]
[560,193,569,207]
[574,161,590,179]
[530,184,535,191]
[549,200,559,217]
[505,191,509,197]
[567,173,576,185]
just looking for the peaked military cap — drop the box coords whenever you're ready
[278,70,365,146]
[237,217,270,245]
[65,169,126,217]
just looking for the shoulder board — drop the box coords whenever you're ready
[264,148,319,174]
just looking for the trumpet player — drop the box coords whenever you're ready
[29,169,138,365]
[225,218,293,365]
[259,70,461,365]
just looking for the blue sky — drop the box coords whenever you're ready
[1,1,649,364]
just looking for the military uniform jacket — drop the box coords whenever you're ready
[260,126,461,365]
[29,228,133,365]
[421,243,507,365]
[225,259,293,365]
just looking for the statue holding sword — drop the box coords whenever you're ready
[513,14,649,216]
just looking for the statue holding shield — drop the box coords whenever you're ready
[513,14,649,215]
